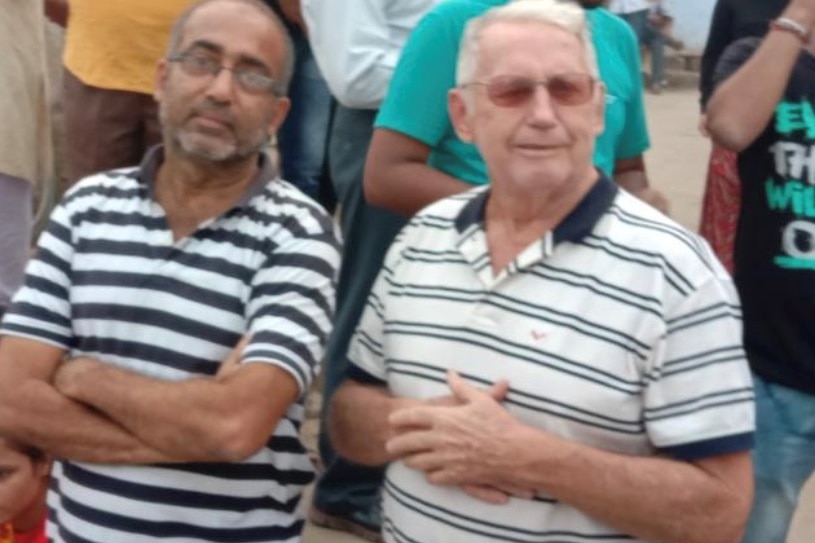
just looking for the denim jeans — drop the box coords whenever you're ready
[619,9,666,86]
[742,374,815,543]
[277,29,333,203]
[312,106,407,521]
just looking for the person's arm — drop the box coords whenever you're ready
[0,196,174,464]
[57,223,340,462]
[699,0,734,110]
[364,130,472,216]
[388,372,752,543]
[54,355,299,462]
[302,0,399,109]
[330,379,423,466]
[44,0,69,27]
[0,336,175,464]
[613,156,669,213]
[706,3,814,152]
[603,14,668,212]
[364,5,477,216]
[331,375,531,504]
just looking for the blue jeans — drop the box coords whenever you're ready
[619,9,666,86]
[277,30,333,203]
[742,374,815,543]
[312,106,407,521]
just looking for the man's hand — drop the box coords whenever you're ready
[387,371,534,504]
[54,357,102,399]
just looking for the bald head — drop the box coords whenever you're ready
[166,0,295,93]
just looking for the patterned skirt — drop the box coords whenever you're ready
[699,144,740,274]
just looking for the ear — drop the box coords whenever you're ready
[448,88,475,143]
[591,81,606,136]
[154,59,170,103]
[266,96,291,137]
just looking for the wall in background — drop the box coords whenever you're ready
[668,0,714,51]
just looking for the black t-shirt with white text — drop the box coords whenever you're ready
[715,38,815,393]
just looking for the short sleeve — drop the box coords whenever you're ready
[243,218,341,395]
[346,228,411,383]
[375,6,462,146]
[644,275,755,460]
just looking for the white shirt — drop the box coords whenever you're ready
[607,0,651,15]
[301,0,439,109]
[349,180,754,543]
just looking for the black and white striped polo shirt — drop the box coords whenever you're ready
[2,148,341,542]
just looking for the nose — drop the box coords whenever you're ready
[527,85,558,126]
[204,67,235,103]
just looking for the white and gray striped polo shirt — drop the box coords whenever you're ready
[349,176,754,543]
[2,148,341,542]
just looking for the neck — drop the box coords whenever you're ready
[487,168,598,234]
[158,147,260,198]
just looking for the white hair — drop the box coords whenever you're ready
[456,0,599,87]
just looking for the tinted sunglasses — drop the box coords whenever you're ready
[463,73,595,107]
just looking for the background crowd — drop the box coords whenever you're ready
[0,0,813,542]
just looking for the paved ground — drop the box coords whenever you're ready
[300,87,815,543]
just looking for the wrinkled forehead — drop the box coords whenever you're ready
[476,20,588,77]
[177,1,286,71]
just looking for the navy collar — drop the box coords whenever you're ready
[454,172,618,244]
[136,145,277,209]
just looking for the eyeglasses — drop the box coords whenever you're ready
[167,50,282,95]
[463,73,595,108]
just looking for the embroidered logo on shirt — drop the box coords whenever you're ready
[531,330,547,341]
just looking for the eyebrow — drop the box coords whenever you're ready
[186,40,272,73]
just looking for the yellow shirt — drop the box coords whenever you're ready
[64,0,195,94]
[0,0,51,185]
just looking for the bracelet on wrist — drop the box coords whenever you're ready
[770,17,811,44]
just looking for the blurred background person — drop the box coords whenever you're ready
[59,0,195,185]
[266,0,335,207]
[607,0,667,93]
[364,0,667,220]
[302,1,439,540]
[0,1,54,319]
[706,0,815,540]
[697,0,788,273]
[0,438,50,543]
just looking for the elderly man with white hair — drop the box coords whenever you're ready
[328,1,756,542]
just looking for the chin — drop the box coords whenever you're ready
[512,163,572,191]
[176,133,239,162]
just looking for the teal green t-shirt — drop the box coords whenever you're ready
[375,0,650,184]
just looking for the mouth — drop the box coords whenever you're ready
[188,109,234,132]
[515,144,561,156]
[193,115,231,129]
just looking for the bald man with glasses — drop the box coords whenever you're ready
[0,1,340,541]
